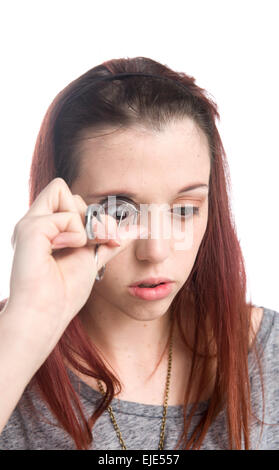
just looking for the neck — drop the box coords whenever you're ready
[78,298,174,377]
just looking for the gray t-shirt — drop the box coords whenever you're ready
[0,306,278,450]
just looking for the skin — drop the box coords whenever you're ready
[69,117,214,405]
[69,117,264,405]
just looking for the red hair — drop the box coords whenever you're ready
[0,57,267,449]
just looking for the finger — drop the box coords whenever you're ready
[72,194,88,225]
[51,194,89,247]
[86,213,120,244]
[51,209,120,249]
[86,212,149,247]
[13,212,88,251]
[94,225,148,268]
[27,178,79,217]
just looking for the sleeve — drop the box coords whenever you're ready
[0,407,29,450]
[246,307,279,449]
[265,309,279,449]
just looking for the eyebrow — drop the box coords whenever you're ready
[86,183,209,199]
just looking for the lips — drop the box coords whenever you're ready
[128,282,174,300]
[129,277,174,287]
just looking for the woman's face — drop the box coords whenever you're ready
[71,118,210,322]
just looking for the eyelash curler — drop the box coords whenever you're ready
[85,200,140,281]
[85,204,106,281]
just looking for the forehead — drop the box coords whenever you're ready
[75,118,211,197]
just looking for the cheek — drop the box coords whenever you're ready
[99,249,130,283]
[174,218,207,272]
[192,221,207,255]
[173,211,208,249]
[176,214,208,258]
[194,203,208,236]
[196,212,208,239]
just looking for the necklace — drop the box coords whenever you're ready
[97,329,173,450]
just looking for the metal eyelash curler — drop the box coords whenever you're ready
[85,200,140,281]
[85,204,106,281]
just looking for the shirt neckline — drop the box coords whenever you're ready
[66,306,274,418]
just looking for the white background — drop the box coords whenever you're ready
[0,0,278,311]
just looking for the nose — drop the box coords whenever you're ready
[135,235,171,263]
[135,205,172,263]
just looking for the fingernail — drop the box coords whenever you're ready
[110,238,121,247]
[52,242,66,249]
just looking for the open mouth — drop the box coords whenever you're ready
[128,281,174,300]
[138,282,166,288]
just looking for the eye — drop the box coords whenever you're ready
[97,198,200,226]
[102,199,138,225]
[172,205,200,218]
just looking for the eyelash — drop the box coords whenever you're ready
[98,196,200,219]
[174,206,200,218]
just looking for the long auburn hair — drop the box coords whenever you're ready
[0,56,266,449]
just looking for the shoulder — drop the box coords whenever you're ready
[248,306,279,449]
[0,404,28,449]
[249,304,279,354]
[249,306,264,348]
[249,305,279,349]
[251,306,264,332]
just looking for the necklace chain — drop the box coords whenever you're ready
[97,330,173,450]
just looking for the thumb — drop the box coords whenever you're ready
[95,225,149,268]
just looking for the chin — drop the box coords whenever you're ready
[127,312,165,322]
[123,302,173,322]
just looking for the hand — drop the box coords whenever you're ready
[6,178,147,339]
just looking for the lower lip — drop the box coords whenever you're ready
[128,283,174,300]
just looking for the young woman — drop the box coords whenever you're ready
[0,57,278,450]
